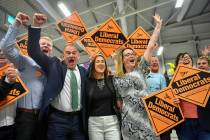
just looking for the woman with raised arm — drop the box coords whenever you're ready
[112,14,162,140]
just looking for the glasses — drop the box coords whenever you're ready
[123,53,136,57]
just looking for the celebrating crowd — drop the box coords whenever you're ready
[0,12,209,140]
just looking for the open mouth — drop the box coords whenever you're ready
[130,59,135,63]
[183,60,190,65]
[68,59,75,64]
[42,49,49,53]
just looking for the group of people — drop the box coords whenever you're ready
[0,11,209,140]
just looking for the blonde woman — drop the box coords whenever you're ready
[113,14,162,140]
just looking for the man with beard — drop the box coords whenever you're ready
[0,12,52,140]
[27,13,87,140]
[0,50,18,140]
[146,56,170,140]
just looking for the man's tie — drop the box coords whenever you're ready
[70,70,78,111]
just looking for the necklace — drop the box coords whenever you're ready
[96,79,105,90]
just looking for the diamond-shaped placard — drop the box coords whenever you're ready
[16,34,28,56]
[91,17,127,58]
[169,65,210,107]
[81,27,102,57]
[143,87,184,136]
[125,26,150,56]
[57,11,87,43]
[0,65,29,110]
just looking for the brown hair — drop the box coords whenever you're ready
[175,52,193,69]
[88,54,108,79]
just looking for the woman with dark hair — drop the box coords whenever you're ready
[86,54,121,140]
[173,52,210,140]
[174,52,193,69]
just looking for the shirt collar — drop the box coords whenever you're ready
[69,65,79,72]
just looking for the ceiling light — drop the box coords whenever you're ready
[57,2,71,17]
[157,46,164,56]
[175,0,184,8]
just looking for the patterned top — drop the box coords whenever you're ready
[114,63,159,140]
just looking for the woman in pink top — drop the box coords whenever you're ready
[174,52,210,140]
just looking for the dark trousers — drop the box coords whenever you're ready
[47,108,86,140]
[176,119,210,140]
[15,111,41,140]
[160,130,171,140]
[0,125,14,140]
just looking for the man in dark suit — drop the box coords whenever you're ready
[27,13,87,140]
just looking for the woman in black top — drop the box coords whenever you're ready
[86,54,121,140]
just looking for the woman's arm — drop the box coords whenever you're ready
[143,14,162,62]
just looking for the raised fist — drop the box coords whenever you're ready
[13,12,30,27]
[33,13,47,27]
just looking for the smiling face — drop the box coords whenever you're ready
[197,58,209,71]
[39,37,53,56]
[181,53,193,66]
[94,55,106,74]
[63,45,80,69]
[122,48,137,72]
[150,56,159,73]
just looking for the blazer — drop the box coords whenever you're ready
[27,26,87,132]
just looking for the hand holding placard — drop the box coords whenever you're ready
[5,64,18,83]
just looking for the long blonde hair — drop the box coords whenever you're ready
[114,47,136,77]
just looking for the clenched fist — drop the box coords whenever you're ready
[13,12,30,27]
[33,13,47,27]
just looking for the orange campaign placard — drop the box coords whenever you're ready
[16,35,28,56]
[80,28,101,57]
[57,11,87,43]
[143,87,184,136]
[0,65,29,110]
[91,17,127,58]
[125,26,150,56]
[169,65,210,107]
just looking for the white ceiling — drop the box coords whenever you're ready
[0,0,210,64]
